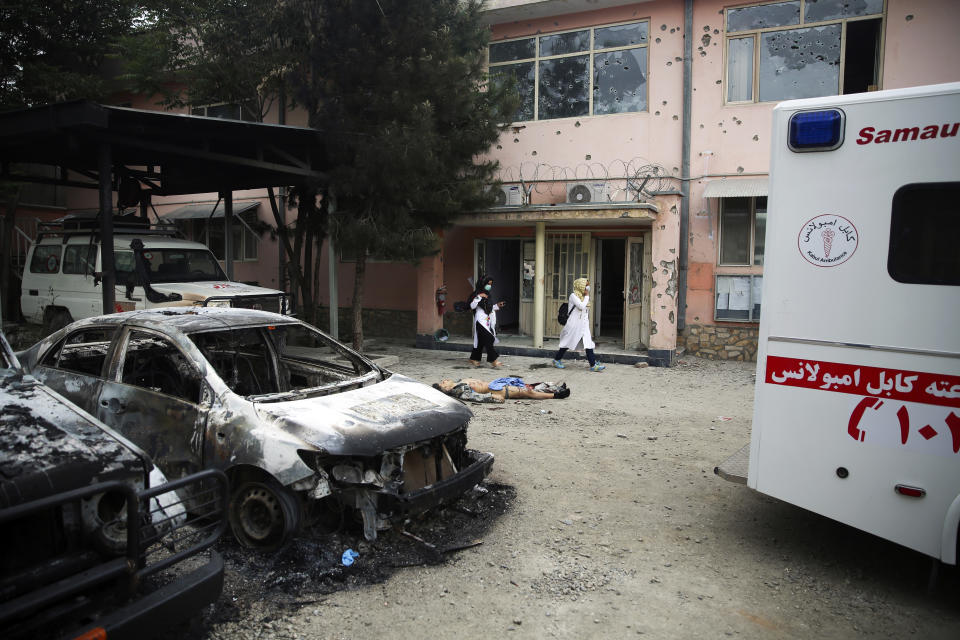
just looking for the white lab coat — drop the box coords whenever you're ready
[470,294,499,348]
[557,292,595,350]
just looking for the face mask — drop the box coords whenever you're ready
[585,285,590,292]
[484,284,492,291]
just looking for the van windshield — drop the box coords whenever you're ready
[138,249,228,283]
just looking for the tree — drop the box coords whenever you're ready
[0,0,142,110]
[0,0,144,320]
[119,0,330,322]
[304,0,517,350]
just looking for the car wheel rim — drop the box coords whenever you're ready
[229,481,300,549]
[237,486,281,541]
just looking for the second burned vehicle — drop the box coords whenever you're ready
[18,308,493,549]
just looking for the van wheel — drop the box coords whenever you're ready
[228,480,301,550]
[43,308,73,335]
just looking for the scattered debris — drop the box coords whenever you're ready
[341,549,359,566]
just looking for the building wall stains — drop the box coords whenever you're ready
[659,259,677,298]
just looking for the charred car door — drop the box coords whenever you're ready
[97,328,210,478]
[31,326,117,415]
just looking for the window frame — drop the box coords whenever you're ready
[29,244,62,274]
[185,210,260,263]
[489,18,650,122]
[44,327,118,379]
[117,327,205,405]
[722,0,886,105]
[714,273,763,322]
[718,196,766,267]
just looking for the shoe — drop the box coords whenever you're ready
[590,363,606,372]
[491,360,504,368]
[469,360,482,367]
[554,387,571,399]
[553,360,566,369]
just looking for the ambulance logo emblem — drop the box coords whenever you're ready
[798,214,858,267]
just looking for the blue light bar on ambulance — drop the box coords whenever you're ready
[788,109,845,152]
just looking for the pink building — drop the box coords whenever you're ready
[410,0,960,365]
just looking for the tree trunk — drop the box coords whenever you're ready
[311,234,322,327]
[1,187,22,323]
[266,187,303,308]
[351,251,366,352]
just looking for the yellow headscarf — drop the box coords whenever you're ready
[572,277,588,301]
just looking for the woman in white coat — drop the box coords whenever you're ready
[553,277,605,372]
[468,275,505,368]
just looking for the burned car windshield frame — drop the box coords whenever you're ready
[186,322,380,401]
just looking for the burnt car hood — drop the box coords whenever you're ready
[0,371,145,508]
[252,374,474,457]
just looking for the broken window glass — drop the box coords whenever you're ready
[190,328,277,397]
[593,48,647,114]
[759,25,841,102]
[489,38,534,63]
[122,331,202,402]
[538,56,589,120]
[56,328,117,378]
[595,22,648,49]
[539,30,589,57]
[727,1,800,32]
[804,0,883,22]
[490,61,534,122]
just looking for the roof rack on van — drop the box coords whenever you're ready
[36,211,184,243]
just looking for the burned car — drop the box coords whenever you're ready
[0,331,226,639]
[18,308,494,549]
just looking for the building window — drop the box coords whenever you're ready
[724,0,883,104]
[186,210,260,262]
[719,197,766,266]
[190,102,258,122]
[490,20,649,122]
[888,182,960,286]
[715,274,763,321]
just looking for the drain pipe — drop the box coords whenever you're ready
[678,0,693,334]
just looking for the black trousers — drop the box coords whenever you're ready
[470,323,499,362]
[554,347,596,366]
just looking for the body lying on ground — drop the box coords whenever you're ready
[433,377,570,403]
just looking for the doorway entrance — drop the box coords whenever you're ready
[474,239,523,334]
[595,238,625,341]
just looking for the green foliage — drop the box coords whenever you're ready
[309,0,519,263]
[118,0,298,120]
[0,0,142,109]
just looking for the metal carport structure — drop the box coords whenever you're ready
[0,100,327,315]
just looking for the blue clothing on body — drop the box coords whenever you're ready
[488,377,526,390]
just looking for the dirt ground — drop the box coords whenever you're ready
[176,341,960,640]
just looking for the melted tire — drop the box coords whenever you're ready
[228,480,300,550]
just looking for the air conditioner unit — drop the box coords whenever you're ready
[491,184,523,207]
[567,182,608,204]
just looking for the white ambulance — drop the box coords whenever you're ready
[716,82,960,565]
[21,215,289,333]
